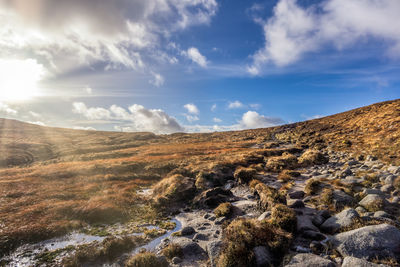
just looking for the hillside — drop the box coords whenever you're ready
[1,99,400,266]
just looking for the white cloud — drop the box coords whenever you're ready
[213,117,222,123]
[149,72,165,87]
[0,0,217,74]
[240,111,283,129]
[73,126,96,131]
[84,86,93,94]
[249,0,400,74]
[249,103,261,109]
[0,102,17,115]
[72,102,183,134]
[228,100,244,109]
[184,114,199,122]
[211,103,217,112]
[183,47,208,68]
[183,103,199,114]
[72,102,111,120]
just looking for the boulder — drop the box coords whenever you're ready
[284,253,335,267]
[359,194,386,212]
[181,226,195,236]
[331,190,356,209]
[288,199,305,209]
[289,190,305,199]
[207,240,223,267]
[194,187,234,208]
[342,256,389,267]
[252,246,272,267]
[320,208,359,234]
[333,224,400,261]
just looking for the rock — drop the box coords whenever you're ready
[341,256,389,267]
[387,166,400,175]
[194,187,234,208]
[288,199,305,209]
[392,196,400,203]
[301,230,326,241]
[252,246,272,267]
[172,257,182,264]
[214,217,226,225]
[180,239,207,259]
[359,194,386,211]
[355,206,367,214]
[181,226,195,236]
[193,233,208,241]
[340,168,353,178]
[289,190,305,199]
[258,211,271,221]
[332,190,356,209]
[310,241,325,254]
[320,208,359,234]
[333,224,400,261]
[312,210,330,227]
[207,240,223,267]
[362,189,383,196]
[297,215,319,232]
[384,175,396,185]
[366,155,378,161]
[373,210,393,219]
[284,253,335,267]
[348,160,359,166]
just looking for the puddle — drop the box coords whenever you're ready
[3,232,106,267]
[132,218,182,254]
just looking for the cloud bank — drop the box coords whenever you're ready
[249,0,400,74]
[72,102,183,134]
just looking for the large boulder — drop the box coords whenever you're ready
[333,224,400,261]
[194,187,234,208]
[284,253,335,267]
[320,208,359,234]
[331,190,356,209]
[359,194,387,212]
[341,256,389,267]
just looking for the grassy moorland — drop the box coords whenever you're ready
[0,99,399,259]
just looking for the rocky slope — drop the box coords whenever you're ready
[1,99,400,266]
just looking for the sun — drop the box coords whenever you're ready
[0,59,44,102]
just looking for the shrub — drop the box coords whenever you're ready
[265,153,299,172]
[254,183,286,210]
[153,174,195,206]
[214,202,233,218]
[161,243,183,260]
[298,150,328,166]
[278,170,300,182]
[234,166,257,184]
[216,219,292,267]
[320,188,334,206]
[125,252,168,267]
[269,204,297,233]
[305,178,322,195]
[195,171,214,190]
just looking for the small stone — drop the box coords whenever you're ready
[373,210,393,219]
[258,211,271,221]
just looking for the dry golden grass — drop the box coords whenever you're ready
[1,98,400,256]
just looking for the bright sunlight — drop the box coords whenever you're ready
[0,59,44,101]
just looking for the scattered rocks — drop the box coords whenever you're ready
[320,208,359,234]
[359,194,386,212]
[341,256,389,267]
[284,253,335,267]
[333,224,400,261]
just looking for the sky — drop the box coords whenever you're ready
[0,0,400,133]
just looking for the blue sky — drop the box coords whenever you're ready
[0,0,399,133]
